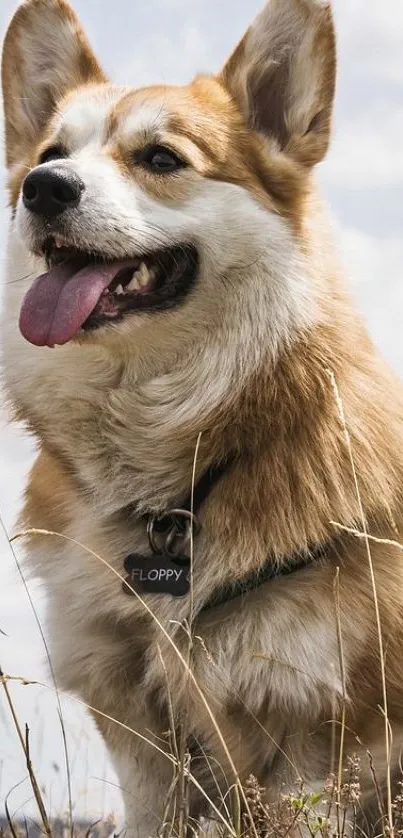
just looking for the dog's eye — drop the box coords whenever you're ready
[136,145,186,174]
[39,146,67,165]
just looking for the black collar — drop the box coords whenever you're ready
[123,457,330,611]
[176,455,237,516]
[201,542,328,612]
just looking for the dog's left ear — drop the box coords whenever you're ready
[2,0,106,168]
[221,0,336,168]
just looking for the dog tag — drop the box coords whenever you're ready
[122,552,190,598]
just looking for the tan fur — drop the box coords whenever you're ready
[2,1,403,835]
[23,447,76,534]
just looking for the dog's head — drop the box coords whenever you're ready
[2,0,335,358]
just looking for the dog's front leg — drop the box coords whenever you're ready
[93,713,176,838]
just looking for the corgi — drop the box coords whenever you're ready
[2,0,403,835]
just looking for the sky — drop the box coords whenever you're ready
[0,0,402,825]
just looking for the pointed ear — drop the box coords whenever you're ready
[221,0,336,168]
[1,0,106,168]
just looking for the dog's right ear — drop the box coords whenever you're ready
[2,0,106,168]
[221,0,336,168]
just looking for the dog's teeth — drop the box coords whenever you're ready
[125,263,153,293]
[54,235,64,249]
[137,262,150,288]
[115,284,124,295]
[126,272,142,292]
[127,275,141,292]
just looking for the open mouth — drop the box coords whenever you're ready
[19,237,199,347]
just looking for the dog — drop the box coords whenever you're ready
[2,0,403,834]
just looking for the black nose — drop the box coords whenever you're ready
[22,166,85,218]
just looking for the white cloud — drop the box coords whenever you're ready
[118,24,214,87]
[333,0,403,84]
[324,109,403,188]
[337,228,403,371]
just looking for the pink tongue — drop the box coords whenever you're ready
[19,260,132,347]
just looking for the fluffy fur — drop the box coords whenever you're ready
[2,1,403,835]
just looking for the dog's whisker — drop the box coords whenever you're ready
[3,272,34,286]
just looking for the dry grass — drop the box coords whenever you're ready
[0,817,115,838]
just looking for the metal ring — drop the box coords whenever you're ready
[147,517,166,554]
[165,509,201,536]
[164,524,190,557]
[147,509,200,556]
[164,511,200,558]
